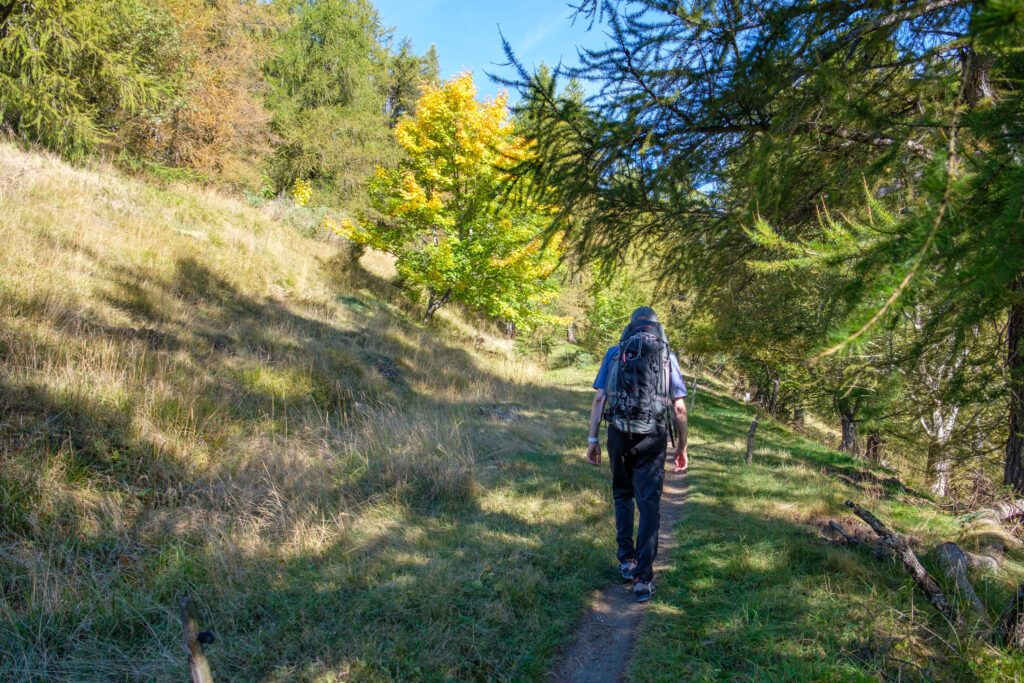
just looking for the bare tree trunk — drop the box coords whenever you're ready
[926,441,952,498]
[567,322,577,344]
[865,431,882,466]
[840,412,859,456]
[768,378,780,418]
[793,404,805,430]
[1006,275,1024,492]
[746,416,758,466]
[423,287,453,323]
[504,321,517,340]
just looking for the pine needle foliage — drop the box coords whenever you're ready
[0,0,185,160]
[263,0,397,206]
[507,0,1024,489]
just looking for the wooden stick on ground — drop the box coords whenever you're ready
[179,595,214,683]
[827,521,888,560]
[846,500,962,627]
[828,520,859,544]
[935,542,986,615]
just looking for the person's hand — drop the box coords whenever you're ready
[673,445,688,472]
[587,441,601,467]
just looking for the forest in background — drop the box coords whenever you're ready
[2,0,1023,514]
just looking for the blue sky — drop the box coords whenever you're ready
[372,0,608,100]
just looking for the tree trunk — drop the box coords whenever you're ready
[567,322,577,344]
[1006,275,1024,492]
[865,431,882,466]
[793,404,805,430]
[746,416,758,466]
[840,411,859,456]
[768,378,780,418]
[423,287,453,323]
[926,441,952,498]
[504,321,517,340]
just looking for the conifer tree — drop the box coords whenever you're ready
[0,0,185,160]
[510,0,1024,490]
[263,0,396,206]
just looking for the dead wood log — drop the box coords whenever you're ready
[959,498,1024,525]
[935,543,986,615]
[846,500,962,626]
[828,520,859,544]
[179,595,215,683]
[745,416,758,466]
[827,520,888,559]
[983,499,1024,522]
[998,583,1024,650]
[964,550,1002,571]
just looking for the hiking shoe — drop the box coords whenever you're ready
[618,559,637,580]
[633,579,655,603]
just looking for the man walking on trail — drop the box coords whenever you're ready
[586,306,688,603]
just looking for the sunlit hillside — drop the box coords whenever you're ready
[0,143,612,680]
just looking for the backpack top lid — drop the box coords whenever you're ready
[619,319,668,346]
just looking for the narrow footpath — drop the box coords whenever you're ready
[549,464,689,683]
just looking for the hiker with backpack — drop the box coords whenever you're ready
[586,306,688,602]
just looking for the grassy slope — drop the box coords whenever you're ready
[634,382,1024,682]
[0,144,613,681]
[2,144,1023,681]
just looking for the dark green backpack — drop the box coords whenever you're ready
[603,320,672,435]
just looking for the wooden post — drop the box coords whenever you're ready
[179,595,214,683]
[745,416,758,466]
[688,358,703,412]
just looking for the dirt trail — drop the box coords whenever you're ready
[549,463,688,683]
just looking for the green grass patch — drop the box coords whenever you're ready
[633,388,1024,682]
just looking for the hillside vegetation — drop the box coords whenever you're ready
[3,144,1024,680]
[0,143,611,680]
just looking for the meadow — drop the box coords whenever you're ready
[2,143,1023,681]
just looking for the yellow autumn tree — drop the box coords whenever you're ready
[340,72,563,325]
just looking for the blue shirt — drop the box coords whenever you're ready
[593,345,688,399]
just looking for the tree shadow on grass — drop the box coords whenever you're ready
[0,236,619,681]
[633,392,1021,682]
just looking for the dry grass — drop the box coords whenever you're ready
[0,143,607,680]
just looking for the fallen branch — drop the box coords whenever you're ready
[935,543,986,615]
[827,520,888,559]
[973,499,1024,523]
[846,500,962,627]
[828,520,859,544]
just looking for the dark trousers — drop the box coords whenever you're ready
[608,424,667,582]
